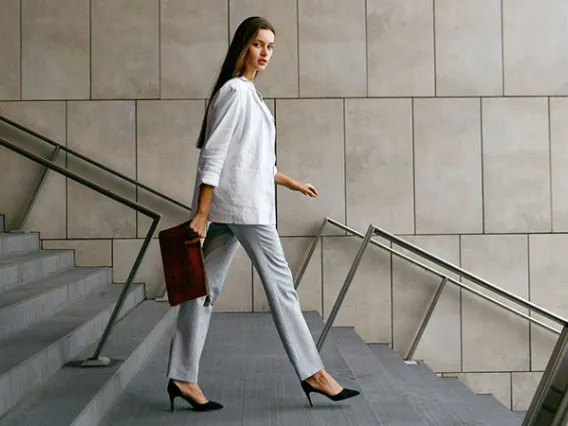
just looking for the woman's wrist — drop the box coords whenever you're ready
[287,179,299,190]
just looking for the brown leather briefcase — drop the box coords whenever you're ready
[158,221,209,307]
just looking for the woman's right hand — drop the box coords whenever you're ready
[187,212,207,243]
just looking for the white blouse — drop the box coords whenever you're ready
[191,76,277,225]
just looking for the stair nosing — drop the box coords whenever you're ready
[0,283,145,418]
[0,302,176,426]
[0,267,112,339]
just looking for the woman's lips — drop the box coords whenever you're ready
[258,59,267,65]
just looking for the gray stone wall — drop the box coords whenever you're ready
[1,0,567,410]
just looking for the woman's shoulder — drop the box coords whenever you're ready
[221,76,252,94]
[211,78,252,108]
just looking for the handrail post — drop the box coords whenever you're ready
[405,277,448,360]
[523,326,568,425]
[294,217,328,290]
[15,145,61,232]
[82,215,160,366]
[316,224,375,351]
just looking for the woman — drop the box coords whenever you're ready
[166,16,360,412]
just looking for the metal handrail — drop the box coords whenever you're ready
[295,217,565,354]
[296,217,568,426]
[0,136,162,367]
[0,115,192,214]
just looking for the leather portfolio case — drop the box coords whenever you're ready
[158,221,209,307]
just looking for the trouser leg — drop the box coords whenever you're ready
[229,224,324,380]
[167,223,239,382]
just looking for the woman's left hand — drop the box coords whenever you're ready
[293,181,318,198]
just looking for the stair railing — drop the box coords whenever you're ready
[0,115,193,368]
[0,115,191,230]
[295,217,568,426]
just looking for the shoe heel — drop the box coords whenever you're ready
[301,381,314,407]
[305,391,313,407]
[169,395,175,412]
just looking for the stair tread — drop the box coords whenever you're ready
[338,328,495,426]
[443,378,524,426]
[326,328,429,425]
[369,345,496,425]
[102,312,382,426]
[0,301,174,426]
[0,283,141,377]
[0,249,71,266]
[0,232,39,256]
[0,233,37,240]
[0,233,38,242]
[0,267,109,309]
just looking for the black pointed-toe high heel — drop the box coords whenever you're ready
[167,379,223,412]
[300,380,360,407]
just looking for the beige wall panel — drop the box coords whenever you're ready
[161,0,227,99]
[230,0,299,98]
[503,0,568,95]
[345,99,414,234]
[42,239,112,267]
[454,372,511,409]
[512,372,543,412]
[21,0,89,99]
[393,235,461,372]
[92,0,159,99]
[529,234,568,370]
[482,98,551,233]
[435,0,502,96]
[136,100,204,236]
[67,101,136,238]
[461,235,530,372]
[298,0,366,97]
[414,98,483,234]
[550,97,568,231]
[0,0,20,100]
[367,0,434,96]
[0,102,66,237]
[322,236,391,343]
[275,100,345,236]
[254,237,322,315]
[113,239,163,297]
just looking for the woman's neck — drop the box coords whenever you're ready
[240,68,256,81]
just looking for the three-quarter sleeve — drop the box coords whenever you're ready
[199,85,242,187]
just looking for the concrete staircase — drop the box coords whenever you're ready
[0,214,176,425]
[99,313,525,426]
[0,213,526,425]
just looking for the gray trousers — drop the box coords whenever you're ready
[167,223,324,382]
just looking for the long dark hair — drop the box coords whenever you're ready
[196,16,275,149]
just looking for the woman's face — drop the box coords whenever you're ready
[244,29,275,74]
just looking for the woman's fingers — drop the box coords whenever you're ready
[187,217,206,239]
[304,183,318,198]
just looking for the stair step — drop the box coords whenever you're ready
[0,283,145,419]
[0,233,39,256]
[326,328,428,425]
[0,249,75,292]
[368,344,489,425]
[0,301,175,426]
[0,267,111,340]
[101,312,382,426]
[443,377,524,426]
